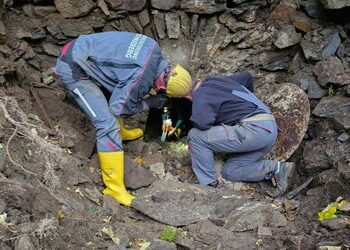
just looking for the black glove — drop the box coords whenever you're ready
[143,95,167,110]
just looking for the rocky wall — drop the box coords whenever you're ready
[0,0,350,187]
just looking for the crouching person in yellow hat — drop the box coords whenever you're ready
[54,32,192,206]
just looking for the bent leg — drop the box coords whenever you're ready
[223,152,278,182]
[188,128,216,185]
[222,120,278,182]
[64,79,122,152]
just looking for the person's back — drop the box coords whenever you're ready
[190,73,258,130]
[188,72,294,196]
[71,32,167,95]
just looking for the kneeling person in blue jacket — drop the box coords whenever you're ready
[188,72,294,196]
[54,32,192,206]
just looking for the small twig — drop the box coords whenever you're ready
[287,177,314,199]
[35,178,70,207]
[5,127,37,176]
[7,127,30,140]
[30,87,54,130]
[32,82,57,91]
[0,100,39,129]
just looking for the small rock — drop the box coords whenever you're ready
[313,96,350,129]
[164,172,178,181]
[142,142,163,155]
[14,234,34,250]
[165,12,181,39]
[257,226,272,237]
[124,156,156,189]
[337,162,350,183]
[273,26,302,49]
[31,28,46,41]
[301,28,341,61]
[0,76,5,84]
[54,0,95,18]
[105,0,146,11]
[218,11,238,32]
[337,133,349,143]
[22,4,35,17]
[125,140,147,154]
[16,30,32,40]
[151,0,179,10]
[42,43,59,57]
[268,4,296,25]
[154,12,166,40]
[232,182,244,191]
[33,6,57,17]
[58,134,75,148]
[180,0,226,14]
[148,239,177,250]
[149,162,166,178]
[143,152,166,166]
[97,0,110,16]
[313,57,350,87]
[339,202,350,212]
[138,9,150,27]
[304,0,326,18]
[84,187,103,205]
[321,218,347,230]
[42,70,55,85]
[321,0,350,9]
[319,246,342,250]
[103,195,121,218]
[175,162,182,169]
[224,202,287,232]
[294,20,312,33]
[128,15,143,33]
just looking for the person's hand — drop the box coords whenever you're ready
[143,95,167,110]
[168,127,177,136]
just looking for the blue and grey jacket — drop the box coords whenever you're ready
[57,32,169,117]
[190,72,271,130]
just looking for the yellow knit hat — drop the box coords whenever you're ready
[166,65,192,98]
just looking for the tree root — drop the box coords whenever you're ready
[0,95,69,194]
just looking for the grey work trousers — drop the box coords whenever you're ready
[188,120,279,185]
[55,58,122,152]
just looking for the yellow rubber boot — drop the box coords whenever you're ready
[117,118,144,141]
[98,151,135,207]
